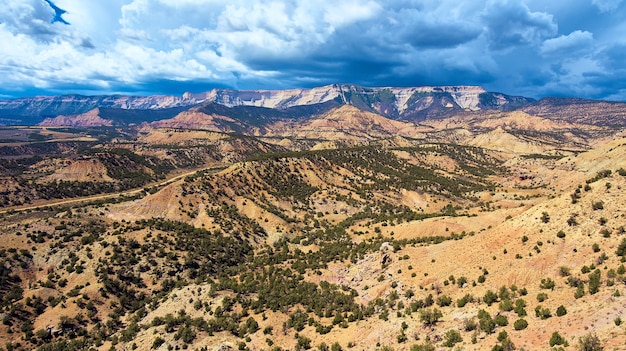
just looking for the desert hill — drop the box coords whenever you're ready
[1,130,626,350]
[1,87,626,351]
[263,105,429,140]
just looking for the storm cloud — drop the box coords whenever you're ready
[0,0,625,100]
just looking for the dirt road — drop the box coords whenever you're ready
[0,164,227,214]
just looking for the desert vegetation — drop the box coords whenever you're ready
[1,103,626,350]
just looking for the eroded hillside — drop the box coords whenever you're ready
[1,131,626,351]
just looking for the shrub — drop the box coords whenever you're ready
[576,333,603,351]
[550,331,567,347]
[535,305,551,319]
[483,290,498,306]
[477,309,496,334]
[457,276,468,287]
[513,318,528,330]
[419,308,442,326]
[499,299,513,312]
[457,294,473,308]
[410,343,435,351]
[575,284,585,299]
[494,314,508,326]
[498,286,510,300]
[592,201,604,210]
[443,329,463,347]
[589,269,601,295]
[397,331,407,343]
[616,238,626,257]
[463,318,478,331]
[296,335,312,350]
[536,292,548,302]
[152,337,165,349]
[567,216,578,226]
[436,295,452,307]
[541,277,556,290]
[556,305,567,316]
[514,299,527,317]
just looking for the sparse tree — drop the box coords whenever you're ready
[576,333,603,351]
[419,308,442,326]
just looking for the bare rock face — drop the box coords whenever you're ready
[39,108,113,127]
[380,242,395,266]
[198,84,530,118]
[0,94,203,125]
[1,84,536,126]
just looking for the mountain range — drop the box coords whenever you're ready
[0,85,536,126]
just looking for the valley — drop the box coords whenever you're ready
[0,86,625,351]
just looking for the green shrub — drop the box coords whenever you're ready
[540,277,555,290]
[499,299,513,312]
[478,309,496,334]
[419,308,442,326]
[436,295,452,307]
[617,238,626,257]
[549,331,567,347]
[576,333,602,351]
[443,329,463,347]
[410,343,435,351]
[494,314,508,326]
[589,269,601,295]
[483,290,498,306]
[513,318,528,330]
[536,292,548,302]
[535,305,551,319]
[152,337,165,349]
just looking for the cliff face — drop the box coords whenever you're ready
[0,94,204,124]
[1,85,537,126]
[39,109,114,127]
[196,85,532,120]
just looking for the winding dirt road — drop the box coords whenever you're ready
[0,164,227,214]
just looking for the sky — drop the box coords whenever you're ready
[1,0,625,100]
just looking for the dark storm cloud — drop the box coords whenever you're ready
[404,23,482,49]
[482,0,557,50]
[596,43,626,71]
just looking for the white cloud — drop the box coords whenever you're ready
[119,28,153,42]
[592,0,623,12]
[540,30,594,57]
[0,0,624,100]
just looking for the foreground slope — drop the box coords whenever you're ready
[1,133,626,351]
